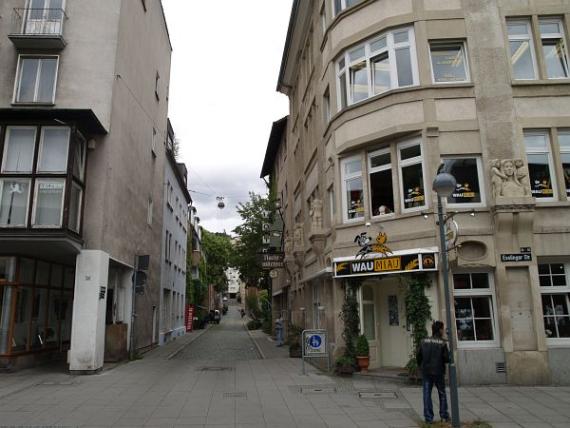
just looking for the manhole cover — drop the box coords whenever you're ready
[223,392,247,399]
[301,386,336,394]
[358,391,397,399]
[199,366,233,372]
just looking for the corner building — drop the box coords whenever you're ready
[268,0,570,385]
[0,0,172,371]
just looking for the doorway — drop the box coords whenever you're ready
[377,277,410,367]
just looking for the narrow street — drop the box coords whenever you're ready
[1,306,570,427]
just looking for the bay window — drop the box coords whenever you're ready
[539,263,570,342]
[38,127,70,173]
[336,27,418,110]
[368,148,394,216]
[441,157,484,207]
[559,131,570,198]
[14,56,59,104]
[398,139,426,212]
[453,273,499,347]
[1,127,36,173]
[507,19,537,80]
[341,156,364,221]
[33,179,65,227]
[539,18,569,79]
[524,131,556,200]
[430,41,470,83]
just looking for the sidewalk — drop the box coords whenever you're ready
[247,327,289,359]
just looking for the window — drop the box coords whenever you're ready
[24,0,65,35]
[430,41,470,83]
[328,186,335,224]
[0,179,31,227]
[559,131,570,199]
[539,263,570,341]
[336,27,418,110]
[441,157,484,206]
[341,155,364,222]
[453,273,498,347]
[68,182,82,233]
[360,285,375,340]
[398,139,426,212]
[368,148,394,216]
[1,127,36,173]
[14,56,58,104]
[72,133,86,181]
[37,127,70,173]
[32,179,65,227]
[539,18,569,79]
[507,19,537,80]
[333,0,364,16]
[524,131,556,200]
[320,4,326,35]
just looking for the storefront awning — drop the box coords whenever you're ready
[333,247,438,278]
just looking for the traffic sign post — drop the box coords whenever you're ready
[301,329,328,375]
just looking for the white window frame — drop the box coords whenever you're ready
[359,285,376,341]
[1,126,37,174]
[0,178,31,227]
[429,40,471,84]
[524,130,558,202]
[538,17,570,79]
[336,26,419,110]
[23,0,67,35]
[31,178,65,228]
[368,147,395,218]
[37,126,70,174]
[13,55,59,104]
[397,138,427,213]
[340,155,364,223]
[442,156,486,209]
[538,262,570,346]
[453,272,500,349]
[507,19,538,80]
[559,129,570,200]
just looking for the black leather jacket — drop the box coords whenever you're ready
[416,336,450,377]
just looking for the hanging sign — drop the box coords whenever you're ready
[258,252,284,269]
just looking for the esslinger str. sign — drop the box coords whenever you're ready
[334,252,437,278]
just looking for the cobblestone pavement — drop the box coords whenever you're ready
[0,305,569,427]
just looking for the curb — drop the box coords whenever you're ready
[244,320,266,360]
[166,325,211,360]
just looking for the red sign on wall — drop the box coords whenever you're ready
[185,304,194,332]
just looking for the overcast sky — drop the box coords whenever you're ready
[162,1,291,235]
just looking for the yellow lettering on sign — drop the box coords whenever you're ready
[374,257,401,272]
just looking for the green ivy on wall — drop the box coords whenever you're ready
[404,273,432,376]
[340,279,362,361]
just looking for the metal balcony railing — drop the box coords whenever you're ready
[11,8,66,37]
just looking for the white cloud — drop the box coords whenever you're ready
[162,0,291,233]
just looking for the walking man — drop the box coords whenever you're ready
[275,315,284,346]
[417,320,450,424]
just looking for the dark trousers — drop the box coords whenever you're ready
[422,374,449,423]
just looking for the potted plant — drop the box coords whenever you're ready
[355,335,370,373]
[335,355,356,376]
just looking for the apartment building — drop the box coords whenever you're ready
[264,0,570,385]
[0,0,172,372]
[159,120,190,345]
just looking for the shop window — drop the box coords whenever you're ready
[336,27,418,110]
[32,179,65,227]
[341,155,364,222]
[0,179,31,227]
[539,263,570,341]
[398,139,426,212]
[559,131,570,199]
[361,285,375,341]
[524,131,556,200]
[539,18,569,79]
[441,157,484,206]
[368,148,394,216]
[37,127,70,173]
[14,56,59,104]
[1,127,36,173]
[430,41,470,83]
[453,273,498,347]
[507,19,537,80]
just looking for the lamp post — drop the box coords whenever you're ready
[432,172,460,428]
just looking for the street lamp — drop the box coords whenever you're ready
[432,172,460,428]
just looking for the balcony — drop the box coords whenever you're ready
[8,8,67,50]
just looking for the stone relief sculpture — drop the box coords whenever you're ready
[284,236,293,257]
[490,159,530,198]
[309,198,323,233]
[293,223,304,252]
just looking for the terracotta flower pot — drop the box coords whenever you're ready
[356,356,369,373]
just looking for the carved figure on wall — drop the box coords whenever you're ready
[284,236,293,256]
[490,159,530,198]
[293,223,304,251]
[309,198,323,232]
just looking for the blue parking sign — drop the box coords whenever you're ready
[302,329,327,356]
[309,335,322,348]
